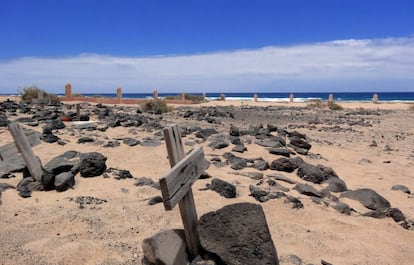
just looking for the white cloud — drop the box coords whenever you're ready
[1,36,413,94]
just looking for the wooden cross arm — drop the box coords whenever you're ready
[159,146,208,210]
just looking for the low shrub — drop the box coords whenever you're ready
[307,99,343,110]
[19,85,60,104]
[307,99,325,109]
[141,99,172,114]
[164,93,205,103]
[184,94,205,102]
[328,101,344,110]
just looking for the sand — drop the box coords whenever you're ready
[0,95,413,265]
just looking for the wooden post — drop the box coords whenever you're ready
[328,93,334,103]
[289,93,294,103]
[76,104,81,121]
[181,92,186,103]
[8,123,43,182]
[373,93,378,104]
[38,89,45,112]
[117,87,122,103]
[159,125,208,259]
[65,83,72,98]
[153,89,159,100]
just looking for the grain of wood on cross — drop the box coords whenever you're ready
[159,125,209,259]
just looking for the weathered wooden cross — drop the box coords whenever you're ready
[5,123,43,182]
[159,125,209,259]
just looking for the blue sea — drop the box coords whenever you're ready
[2,92,414,102]
[70,92,414,102]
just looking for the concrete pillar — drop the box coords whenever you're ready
[181,92,186,102]
[116,87,122,103]
[289,93,294,103]
[373,93,378,104]
[202,92,206,101]
[253,93,258,102]
[220,94,225,101]
[328,93,334,103]
[65,83,72,98]
[153,88,159,100]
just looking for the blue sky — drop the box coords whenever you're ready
[1,0,413,94]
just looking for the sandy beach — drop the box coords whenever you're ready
[0,95,413,265]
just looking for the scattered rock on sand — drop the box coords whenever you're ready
[135,177,160,190]
[54,172,75,192]
[270,157,298,172]
[340,188,391,210]
[208,178,236,198]
[79,152,107,177]
[391,184,411,194]
[289,136,312,151]
[325,177,348,192]
[296,162,326,184]
[197,203,279,265]
[293,183,322,197]
[123,137,141,146]
[142,229,189,265]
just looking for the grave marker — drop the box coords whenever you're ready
[159,125,209,259]
[7,122,43,182]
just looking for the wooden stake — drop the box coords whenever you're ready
[76,104,81,121]
[159,125,208,259]
[8,123,43,182]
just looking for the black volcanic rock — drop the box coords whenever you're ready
[0,113,9,127]
[229,125,240,136]
[208,178,236,198]
[195,128,218,139]
[123,137,141,146]
[391,184,411,194]
[296,162,326,184]
[268,148,291,157]
[54,172,75,192]
[289,136,312,150]
[340,188,391,210]
[232,144,247,153]
[293,183,322,197]
[325,177,348,192]
[197,203,279,265]
[270,157,297,173]
[79,152,107,177]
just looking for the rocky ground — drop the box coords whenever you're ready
[0,99,413,265]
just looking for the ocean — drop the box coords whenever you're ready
[64,92,414,102]
[2,91,414,102]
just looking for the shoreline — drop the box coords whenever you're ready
[1,95,413,111]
